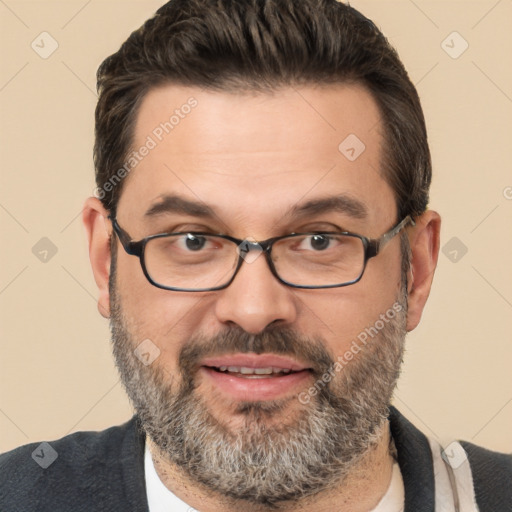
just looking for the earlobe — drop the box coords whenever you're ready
[405,210,441,332]
[82,197,112,319]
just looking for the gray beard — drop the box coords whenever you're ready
[109,285,407,507]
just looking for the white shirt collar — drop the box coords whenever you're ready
[144,443,194,512]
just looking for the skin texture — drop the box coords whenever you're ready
[83,83,440,511]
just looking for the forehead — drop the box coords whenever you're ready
[117,83,396,235]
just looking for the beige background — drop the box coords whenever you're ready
[1,0,511,454]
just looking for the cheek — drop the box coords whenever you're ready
[114,257,217,364]
[300,251,402,356]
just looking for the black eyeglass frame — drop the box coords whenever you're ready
[109,215,414,292]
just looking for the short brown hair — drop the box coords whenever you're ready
[94,0,431,220]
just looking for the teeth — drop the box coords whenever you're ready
[253,368,273,375]
[215,366,293,375]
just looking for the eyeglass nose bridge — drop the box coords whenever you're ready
[235,238,270,265]
[225,237,286,290]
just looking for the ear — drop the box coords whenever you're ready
[405,210,441,331]
[82,197,112,318]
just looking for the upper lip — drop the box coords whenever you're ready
[200,354,310,372]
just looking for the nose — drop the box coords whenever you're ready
[213,251,298,334]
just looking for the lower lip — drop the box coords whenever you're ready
[200,366,312,401]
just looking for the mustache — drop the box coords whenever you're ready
[178,325,335,378]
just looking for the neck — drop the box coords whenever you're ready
[147,421,396,512]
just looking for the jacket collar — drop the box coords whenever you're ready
[389,406,436,512]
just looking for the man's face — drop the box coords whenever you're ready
[109,84,408,504]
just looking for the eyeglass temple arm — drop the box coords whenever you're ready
[108,216,135,252]
[366,215,415,258]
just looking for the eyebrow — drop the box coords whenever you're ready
[144,193,368,223]
[286,194,368,221]
[145,195,216,218]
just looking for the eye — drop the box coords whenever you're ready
[299,234,336,251]
[182,234,208,251]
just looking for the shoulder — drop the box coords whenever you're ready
[0,416,140,474]
[461,440,512,479]
[460,441,512,511]
[389,407,512,511]
[0,416,147,512]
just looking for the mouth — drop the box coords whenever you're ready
[199,354,313,401]
[208,365,296,378]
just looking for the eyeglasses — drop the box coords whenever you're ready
[109,215,414,292]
